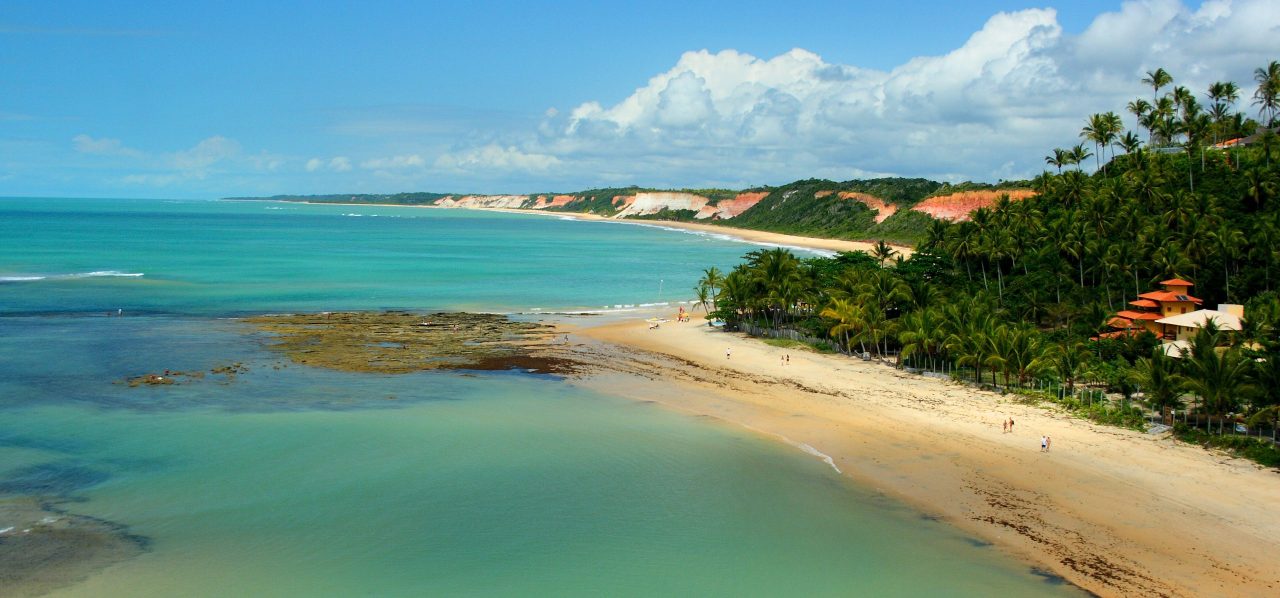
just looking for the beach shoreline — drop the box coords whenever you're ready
[270,199,909,256]
[556,308,1280,598]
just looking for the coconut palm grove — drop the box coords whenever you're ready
[697,62,1280,466]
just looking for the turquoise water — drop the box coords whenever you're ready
[0,198,1078,596]
[0,197,777,315]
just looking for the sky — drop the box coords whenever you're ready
[2,0,1278,199]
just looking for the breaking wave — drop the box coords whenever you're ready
[0,271,145,283]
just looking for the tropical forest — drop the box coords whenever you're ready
[695,61,1280,466]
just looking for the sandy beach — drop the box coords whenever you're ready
[294,200,906,256]
[556,310,1280,597]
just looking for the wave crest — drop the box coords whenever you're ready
[0,270,145,282]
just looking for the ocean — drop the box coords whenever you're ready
[0,197,1078,596]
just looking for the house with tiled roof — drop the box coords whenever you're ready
[1102,279,1202,339]
[1101,279,1246,355]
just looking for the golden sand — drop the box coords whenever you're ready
[559,310,1280,597]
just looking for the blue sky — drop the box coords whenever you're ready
[2,0,1277,198]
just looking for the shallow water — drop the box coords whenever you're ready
[0,198,1079,596]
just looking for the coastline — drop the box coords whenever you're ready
[280,199,908,256]
[558,309,1280,598]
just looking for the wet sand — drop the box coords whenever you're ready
[561,310,1280,597]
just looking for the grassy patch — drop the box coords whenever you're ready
[1173,425,1280,468]
[760,338,837,353]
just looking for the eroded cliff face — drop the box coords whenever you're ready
[835,191,897,223]
[529,195,577,209]
[430,188,913,224]
[695,191,769,220]
[910,189,1037,222]
[612,192,709,218]
[435,195,531,209]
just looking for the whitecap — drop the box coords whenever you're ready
[795,443,842,474]
[0,271,144,283]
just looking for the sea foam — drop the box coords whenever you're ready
[0,270,144,282]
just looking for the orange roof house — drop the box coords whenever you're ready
[1105,279,1204,339]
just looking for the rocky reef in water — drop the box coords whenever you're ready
[0,463,147,597]
[243,311,582,375]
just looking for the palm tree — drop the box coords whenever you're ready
[1050,340,1090,395]
[1183,112,1211,190]
[1243,167,1276,212]
[717,267,753,325]
[694,283,711,314]
[985,324,1049,388]
[1080,113,1113,172]
[1044,148,1069,174]
[860,299,890,358]
[946,313,996,384]
[1127,99,1152,138]
[871,240,896,265]
[1208,80,1240,109]
[950,221,979,282]
[1153,115,1182,148]
[1173,86,1194,117]
[821,297,865,355]
[1131,346,1184,414]
[898,307,945,370]
[699,267,724,311]
[1213,223,1245,301]
[1253,60,1280,126]
[1250,217,1280,291]
[922,219,950,252]
[752,248,802,330]
[1182,325,1256,416]
[1142,68,1173,104]
[1070,143,1093,172]
[1207,81,1240,144]
[1115,131,1142,156]
[857,269,910,317]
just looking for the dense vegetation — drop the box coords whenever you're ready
[229,178,1009,244]
[698,62,1280,464]
[714,178,944,242]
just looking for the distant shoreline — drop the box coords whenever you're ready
[256,199,913,257]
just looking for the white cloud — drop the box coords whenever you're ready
[173,136,241,176]
[305,156,352,173]
[72,134,144,158]
[434,144,561,174]
[360,154,426,170]
[513,0,1280,184]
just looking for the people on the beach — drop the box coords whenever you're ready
[726,347,731,359]
[1040,435,1048,452]
[785,354,790,365]
[1009,418,1015,433]
[1046,436,1052,452]
[1003,419,1008,433]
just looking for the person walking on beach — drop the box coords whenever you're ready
[1002,419,1008,433]
[1009,418,1014,433]
[726,347,731,360]
[1040,435,1047,452]
[1046,436,1052,452]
